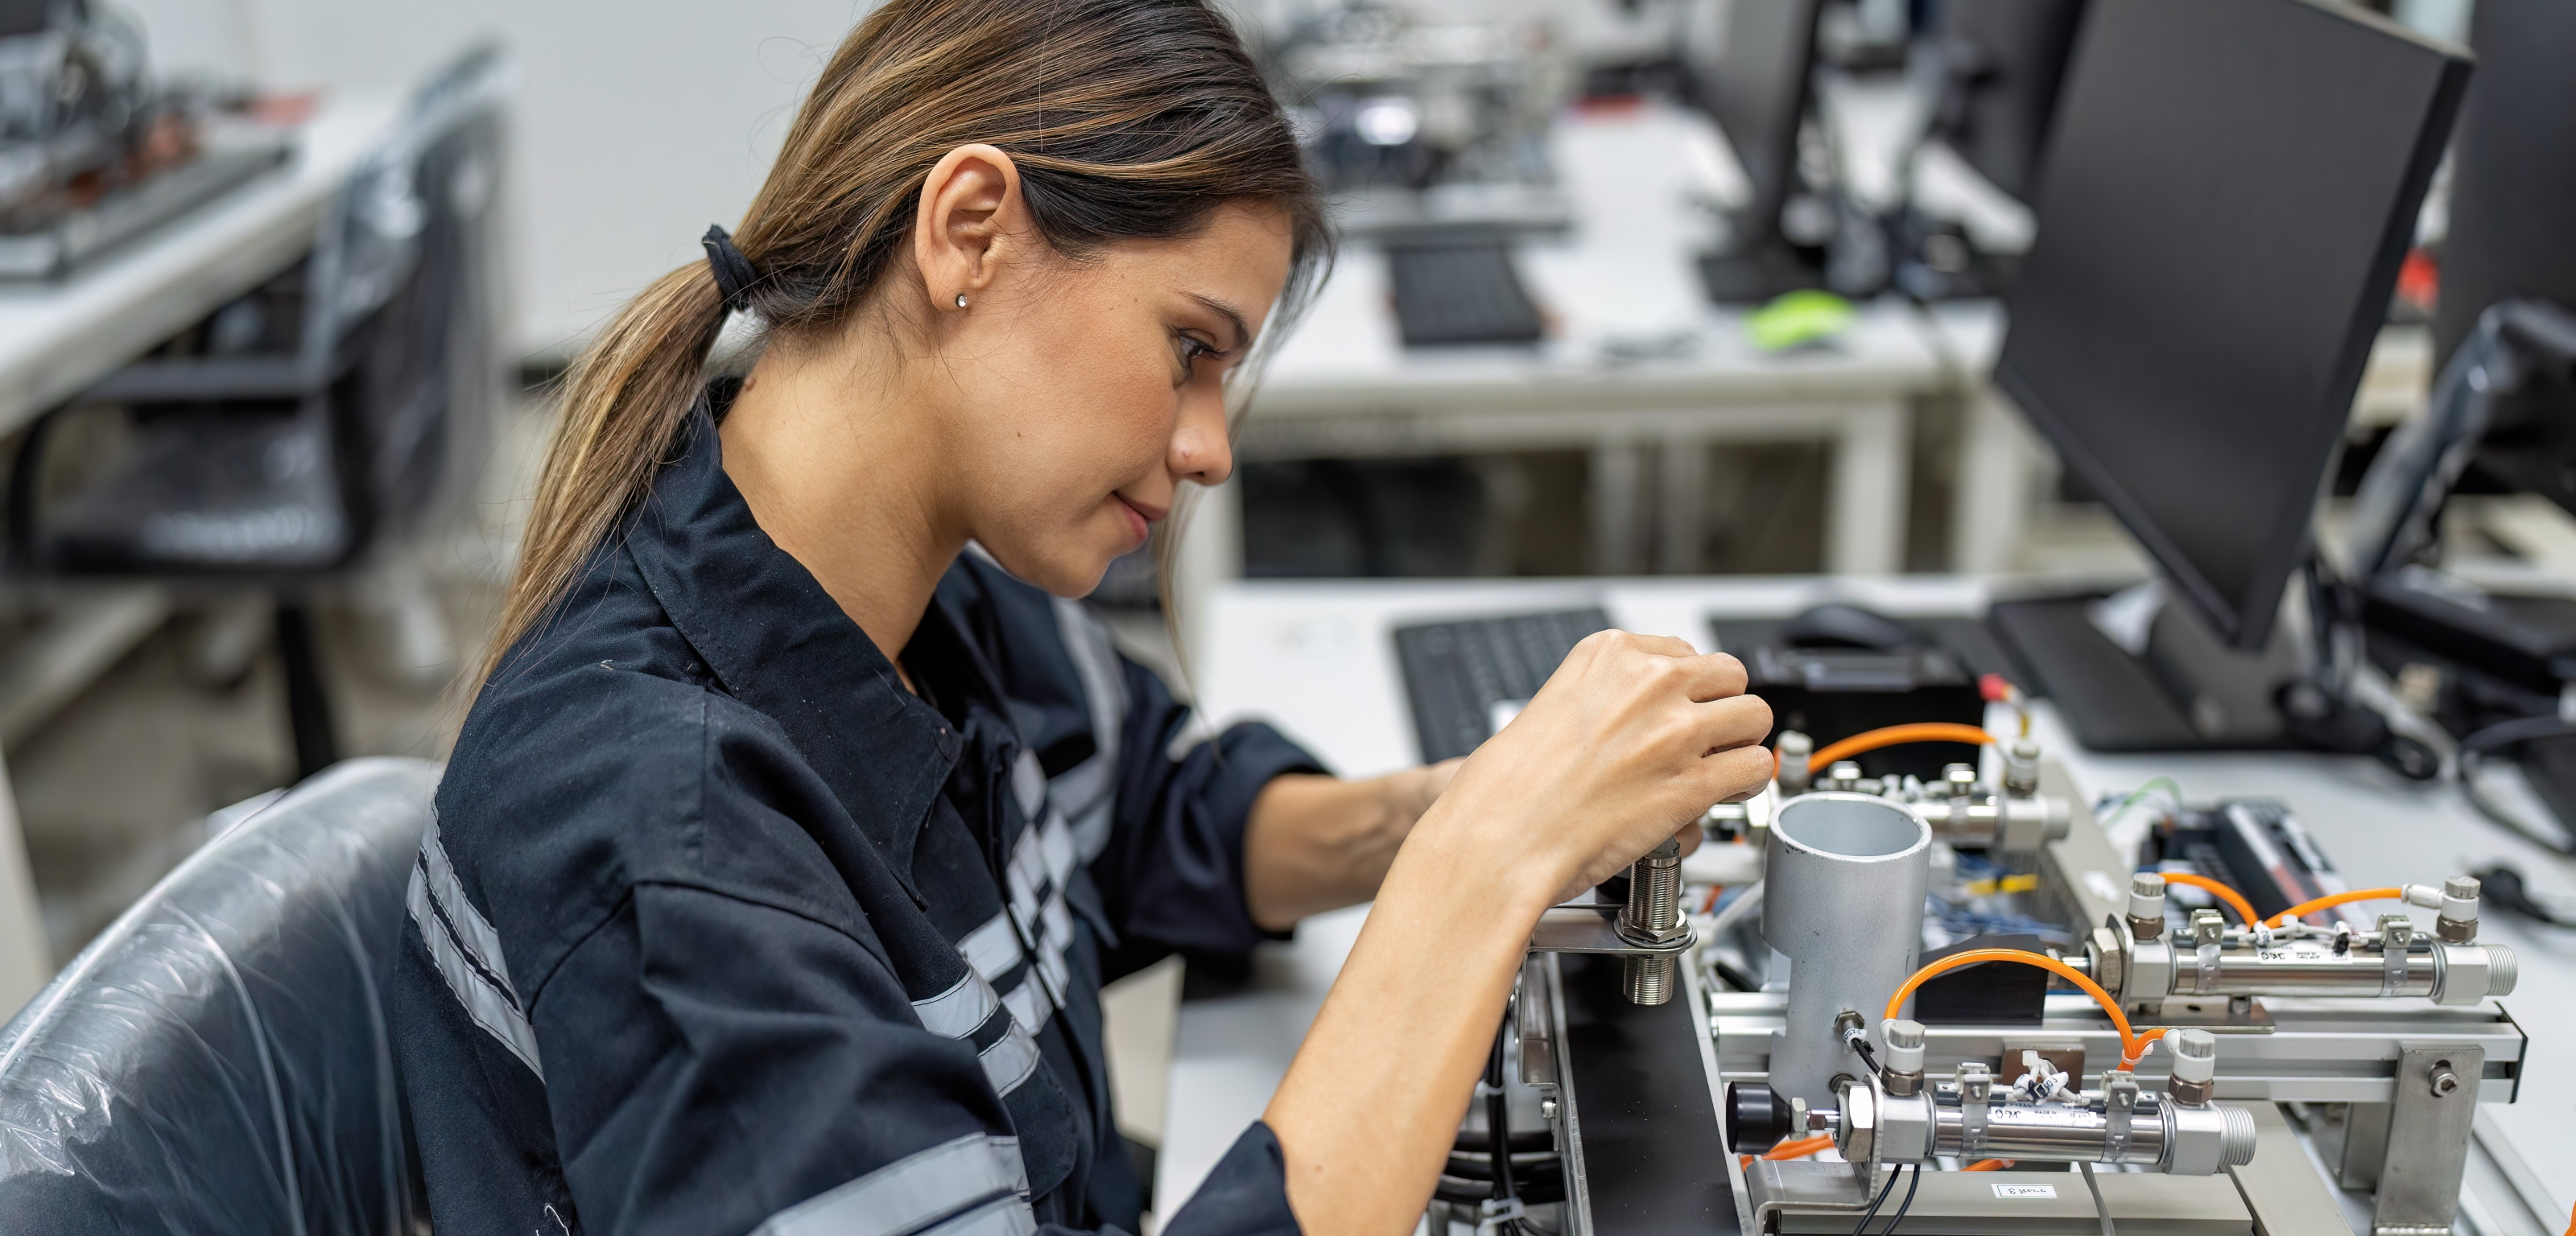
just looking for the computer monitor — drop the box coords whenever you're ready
[1696,0,1822,245]
[1685,0,1826,303]
[1994,0,2467,652]
[1933,0,2088,205]
[2429,0,2576,509]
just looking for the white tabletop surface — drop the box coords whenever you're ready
[1248,102,1945,422]
[1158,575,2576,1229]
[0,92,402,435]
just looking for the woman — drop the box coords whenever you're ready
[392,1,1772,1233]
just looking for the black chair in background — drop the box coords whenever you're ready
[9,47,508,779]
[0,757,437,1234]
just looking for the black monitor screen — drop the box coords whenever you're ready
[1699,0,1820,235]
[1994,0,2467,649]
[2433,0,2576,372]
[1939,0,2088,204]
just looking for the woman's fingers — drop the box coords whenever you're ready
[1695,693,1773,753]
[1697,744,1777,805]
[1558,632,1748,709]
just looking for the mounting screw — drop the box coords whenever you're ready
[1539,1097,1558,1121]
[2429,1061,2461,1098]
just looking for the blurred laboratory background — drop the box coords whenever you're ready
[0,0,2568,1137]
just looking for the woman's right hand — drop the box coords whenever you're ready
[1430,629,1774,906]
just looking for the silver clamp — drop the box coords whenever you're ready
[2103,1072,2139,1163]
[2190,908,2224,993]
[2380,914,2413,997]
[1958,1062,1992,1159]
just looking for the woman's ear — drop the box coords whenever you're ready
[912,144,1026,312]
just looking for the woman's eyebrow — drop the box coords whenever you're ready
[1187,292,1254,352]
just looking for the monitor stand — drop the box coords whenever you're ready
[1885,208,2022,302]
[1988,571,2434,771]
[1988,586,2306,752]
[1695,243,1823,307]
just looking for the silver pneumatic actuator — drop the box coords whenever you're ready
[2076,874,2517,1015]
[1808,1023,2257,1176]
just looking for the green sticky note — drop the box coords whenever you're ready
[1747,290,1855,352]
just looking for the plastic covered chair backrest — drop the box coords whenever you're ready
[0,757,440,1235]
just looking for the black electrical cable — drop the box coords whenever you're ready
[2457,749,2576,857]
[2460,715,2576,753]
[1707,955,1760,993]
[1846,1166,1902,1235]
[1852,1039,1885,1079]
[1483,1020,1525,1236]
[1873,1164,1922,1235]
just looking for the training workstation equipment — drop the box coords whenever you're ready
[1467,721,2520,1234]
[1980,0,2468,759]
[1172,575,2559,1230]
[1686,0,1828,305]
[2341,0,2576,843]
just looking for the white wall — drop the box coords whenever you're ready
[120,0,1659,360]
[124,0,881,359]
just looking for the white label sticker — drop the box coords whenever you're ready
[1993,1184,2059,1199]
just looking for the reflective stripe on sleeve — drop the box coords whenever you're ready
[749,1131,1031,1236]
[910,969,1001,1040]
[956,909,1024,981]
[980,1020,1044,1097]
[407,812,543,1079]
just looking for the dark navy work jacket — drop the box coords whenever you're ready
[393,389,1316,1236]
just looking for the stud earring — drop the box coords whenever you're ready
[955,293,968,309]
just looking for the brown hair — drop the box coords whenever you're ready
[480,0,1328,692]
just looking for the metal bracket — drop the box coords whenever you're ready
[2372,1044,2483,1235]
[1528,904,1696,956]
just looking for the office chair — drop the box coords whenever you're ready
[7,47,508,778]
[0,756,437,1235]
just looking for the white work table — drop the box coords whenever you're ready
[0,93,402,437]
[1204,103,1946,587]
[1156,576,2576,1232]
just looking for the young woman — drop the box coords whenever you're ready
[391,2,1772,1233]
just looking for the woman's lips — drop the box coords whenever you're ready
[1114,496,1162,547]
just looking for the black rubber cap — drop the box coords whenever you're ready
[1724,1082,1790,1154]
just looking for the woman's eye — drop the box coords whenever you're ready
[1172,333,1220,376]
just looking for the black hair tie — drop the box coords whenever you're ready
[700,224,758,313]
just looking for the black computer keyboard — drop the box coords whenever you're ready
[1386,242,1546,348]
[1394,608,1614,761]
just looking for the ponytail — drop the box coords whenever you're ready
[470,0,1327,702]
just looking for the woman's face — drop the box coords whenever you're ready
[945,202,1294,597]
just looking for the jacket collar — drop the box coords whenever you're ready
[622,393,964,885]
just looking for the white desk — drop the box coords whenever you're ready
[0,93,401,1018]
[1173,104,1949,666]
[0,95,402,436]
[1157,576,2576,1232]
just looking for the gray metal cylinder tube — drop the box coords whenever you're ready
[1763,793,1932,1106]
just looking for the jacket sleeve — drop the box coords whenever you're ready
[1088,651,1327,974]
[533,879,1034,1236]
[530,830,1306,1236]
[1160,1123,1303,1236]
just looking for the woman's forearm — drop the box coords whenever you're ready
[1261,809,1556,1232]
[1244,761,1459,931]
